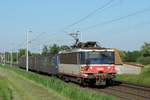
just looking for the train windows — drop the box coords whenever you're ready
[80,51,115,64]
[59,53,78,64]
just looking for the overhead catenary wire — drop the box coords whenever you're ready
[22,0,117,44]
[63,0,115,30]
[30,37,72,50]
[14,41,26,50]
[29,31,63,48]
[9,1,150,54]
[25,0,115,52]
[117,21,150,34]
[0,0,119,61]
[81,6,150,31]
[29,32,47,43]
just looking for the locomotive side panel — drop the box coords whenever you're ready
[59,52,81,76]
[59,64,80,76]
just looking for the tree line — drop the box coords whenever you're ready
[42,44,70,55]
[121,42,150,65]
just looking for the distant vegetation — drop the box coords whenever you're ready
[121,42,150,65]
[42,44,71,55]
[4,44,70,63]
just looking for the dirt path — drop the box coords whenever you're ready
[0,67,65,100]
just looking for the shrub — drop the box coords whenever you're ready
[137,57,150,65]
[121,51,141,62]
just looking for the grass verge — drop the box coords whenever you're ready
[0,65,115,100]
[0,76,12,100]
[116,65,150,86]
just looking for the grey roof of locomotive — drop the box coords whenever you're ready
[59,48,114,54]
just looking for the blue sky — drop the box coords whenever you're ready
[0,0,150,52]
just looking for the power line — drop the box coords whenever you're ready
[27,0,113,44]
[29,32,47,43]
[29,31,62,48]
[81,6,150,31]
[118,21,150,33]
[63,0,115,30]
[14,41,26,50]
[23,0,116,44]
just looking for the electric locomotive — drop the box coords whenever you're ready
[57,41,122,86]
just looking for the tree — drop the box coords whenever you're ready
[137,42,150,65]
[19,49,26,57]
[60,45,71,51]
[18,49,31,57]
[32,53,40,56]
[141,42,150,57]
[41,44,71,55]
[42,45,49,55]
[122,50,141,62]
[49,44,60,55]
[12,52,17,62]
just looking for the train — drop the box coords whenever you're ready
[19,41,123,86]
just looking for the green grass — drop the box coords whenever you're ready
[0,76,12,100]
[116,65,150,86]
[0,66,66,100]
[0,65,115,100]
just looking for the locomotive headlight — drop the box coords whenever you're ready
[97,67,104,71]
[90,66,93,70]
[82,74,88,77]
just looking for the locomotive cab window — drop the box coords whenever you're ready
[80,51,115,64]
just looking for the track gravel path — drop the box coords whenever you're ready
[0,67,65,100]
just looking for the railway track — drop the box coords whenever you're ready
[68,80,150,100]
[94,81,150,100]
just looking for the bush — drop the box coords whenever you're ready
[121,51,141,62]
[137,57,150,65]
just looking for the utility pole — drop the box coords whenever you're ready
[11,49,13,67]
[5,52,8,64]
[40,45,43,55]
[7,52,9,64]
[26,30,29,72]
[8,52,10,64]
[0,54,1,64]
[16,50,19,64]
[4,50,5,65]
[26,30,31,72]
